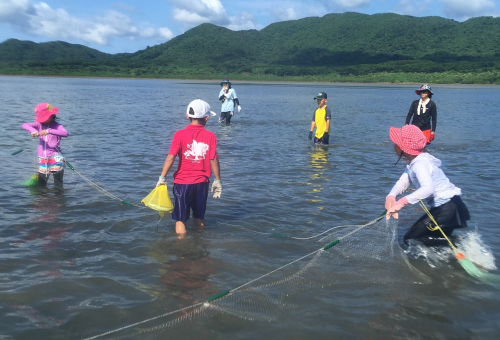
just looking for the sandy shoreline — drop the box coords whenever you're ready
[1,73,499,86]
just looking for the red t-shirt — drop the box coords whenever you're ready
[169,125,218,184]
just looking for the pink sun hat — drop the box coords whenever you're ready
[389,125,427,156]
[35,103,59,123]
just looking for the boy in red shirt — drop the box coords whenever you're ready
[157,99,222,235]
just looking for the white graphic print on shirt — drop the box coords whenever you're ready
[183,140,209,161]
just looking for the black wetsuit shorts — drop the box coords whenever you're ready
[404,195,470,246]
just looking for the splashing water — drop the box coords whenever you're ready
[405,228,497,271]
[456,228,497,271]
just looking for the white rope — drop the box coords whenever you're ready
[72,168,146,209]
[81,303,204,340]
[55,147,146,209]
[219,222,353,240]
[317,214,384,242]
[230,248,324,292]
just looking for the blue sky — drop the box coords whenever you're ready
[0,0,498,54]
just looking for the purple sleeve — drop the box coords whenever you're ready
[49,124,69,137]
[21,122,40,133]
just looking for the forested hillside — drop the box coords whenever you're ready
[1,12,500,83]
[0,39,112,62]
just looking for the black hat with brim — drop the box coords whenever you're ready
[220,78,232,86]
[314,92,327,99]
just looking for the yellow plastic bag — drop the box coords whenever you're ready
[142,185,174,217]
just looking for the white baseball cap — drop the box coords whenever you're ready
[186,99,217,118]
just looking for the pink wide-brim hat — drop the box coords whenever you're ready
[35,103,59,123]
[389,125,427,156]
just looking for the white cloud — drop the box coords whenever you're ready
[272,7,299,21]
[158,27,175,40]
[170,0,230,25]
[0,0,31,17]
[439,0,497,20]
[0,0,173,45]
[0,0,34,27]
[227,11,258,30]
[168,0,259,30]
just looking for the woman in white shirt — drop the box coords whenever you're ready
[218,79,241,124]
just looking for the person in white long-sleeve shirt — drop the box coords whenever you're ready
[385,125,470,246]
[218,79,241,124]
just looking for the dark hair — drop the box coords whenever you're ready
[189,117,206,122]
[421,90,433,99]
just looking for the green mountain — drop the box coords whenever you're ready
[136,13,500,64]
[2,12,500,83]
[0,39,112,62]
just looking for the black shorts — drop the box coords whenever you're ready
[404,195,470,245]
[314,135,329,145]
[171,182,209,222]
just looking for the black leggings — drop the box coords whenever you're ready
[404,196,470,245]
[38,170,64,188]
[220,111,232,124]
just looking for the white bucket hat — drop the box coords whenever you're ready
[186,99,216,118]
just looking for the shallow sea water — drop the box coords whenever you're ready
[0,76,499,339]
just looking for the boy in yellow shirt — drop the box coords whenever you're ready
[308,92,331,145]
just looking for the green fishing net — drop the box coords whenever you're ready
[99,218,431,339]
[25,173,39,186]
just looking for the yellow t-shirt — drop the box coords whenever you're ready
[313,105,331,139]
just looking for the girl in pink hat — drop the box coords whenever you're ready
[385,125,469,246]
[22,103,69,187]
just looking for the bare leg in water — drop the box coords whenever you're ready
[175,218,204,239]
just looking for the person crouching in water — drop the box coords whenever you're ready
[218,78,241,124]
[22,103,69,188]
[157,99,222,236]
[405,84,437,145]
[308,92,331,145]
[385,125,470,246]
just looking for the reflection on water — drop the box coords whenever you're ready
[144,234,216,306]
[306,146,333,216]
[6,189,76,331]
[28,188,64,223]
[16,190,72,253]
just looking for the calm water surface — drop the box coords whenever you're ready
[0,76,499,339]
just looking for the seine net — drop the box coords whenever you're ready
[97,217,430,340]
